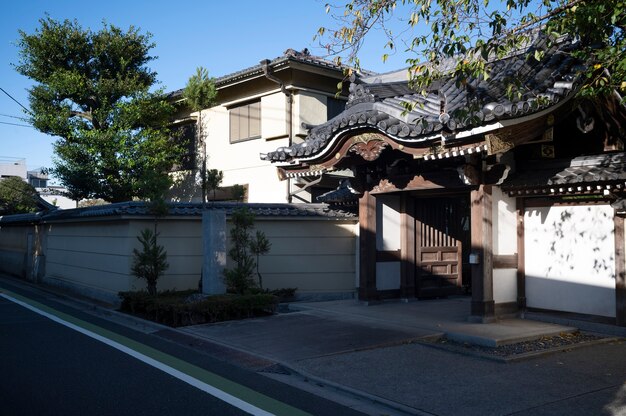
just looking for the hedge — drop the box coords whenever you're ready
[119,290,278,327]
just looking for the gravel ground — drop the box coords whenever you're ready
[427,331,608,358]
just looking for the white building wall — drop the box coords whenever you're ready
[375,195,402,290]
[524,204,616,317]
[492,187,518,303]
[201,91,330,203]
[202,97,289,202]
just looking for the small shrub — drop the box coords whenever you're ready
[118,290,278,327]
[131,228,169,295]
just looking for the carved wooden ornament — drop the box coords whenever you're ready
[349,140,389,161]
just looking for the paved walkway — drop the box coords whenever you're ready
[181,298,626,415]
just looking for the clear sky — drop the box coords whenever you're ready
[0,0,411,179]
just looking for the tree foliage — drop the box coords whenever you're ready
[223,207,271,294]
[131,228,169,296]
[318,1,626,100]
[183,67,217,204]
[15,17,182,203]
[206,168,224,201]
[0,177,39,215]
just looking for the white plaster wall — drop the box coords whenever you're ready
[492,187,517,255]
[376,195,401,251]
[525,205,616,317]
[492,187,518,304]
[376,262,401,290]
[493,269,517,303]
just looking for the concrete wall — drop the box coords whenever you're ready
[0,224,32,279]
[44,220,136,303]
[1,214,357,304]
[228,219,357,299]
[524,204,616,318]
[492,187,518,304]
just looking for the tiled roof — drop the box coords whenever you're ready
[0,201,356,224]
[502,153,626,189]
[262,33,584,163]
[316,180,360,204]
[169,48,367,99]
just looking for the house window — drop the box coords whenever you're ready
[230,100,261,143]
[327,97,346,120]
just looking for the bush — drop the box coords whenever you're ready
[118,290,278,327]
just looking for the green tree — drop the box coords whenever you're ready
[206,169,224,201]
[249,230,271,290]
[0,177,39,215]
[15,17,182,203]
[318,1,626,101]
[182,67,218,204]
[131,228,169,296]
[223,207,271,294]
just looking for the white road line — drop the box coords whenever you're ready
[0,293,276,416]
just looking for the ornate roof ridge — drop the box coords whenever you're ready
[262,32,583,164]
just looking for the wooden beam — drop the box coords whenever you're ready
[358,191,378,301]
[615,215,626,326]
[470,185,495,320]
[493,254,518,269]
[516,198,526,309]
[400,194,416,299]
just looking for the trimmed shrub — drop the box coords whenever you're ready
[118,290,278,327]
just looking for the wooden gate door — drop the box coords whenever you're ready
[415,196,470,297]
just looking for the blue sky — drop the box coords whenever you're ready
[0,0,411,179]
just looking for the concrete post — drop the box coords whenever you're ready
[202,210,227,295]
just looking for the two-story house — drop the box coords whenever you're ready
[169,48,361,204]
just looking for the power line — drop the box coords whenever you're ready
[0,121,33,128]
[0,113,30,122]
[0,87,33,116]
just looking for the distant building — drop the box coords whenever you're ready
[0,157,75,209]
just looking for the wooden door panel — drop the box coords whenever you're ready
[415,197,468,297]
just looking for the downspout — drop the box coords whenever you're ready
[260,59,293,203]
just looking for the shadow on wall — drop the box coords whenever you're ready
[168,169,201,203]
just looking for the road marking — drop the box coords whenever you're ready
[0,290,312,416]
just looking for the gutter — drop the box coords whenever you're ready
[260,59,294,203]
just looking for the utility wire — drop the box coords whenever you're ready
[0,113,30,122]
[0,86,33,116]
[0,121,32,128]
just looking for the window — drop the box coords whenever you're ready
[327,97,346,120]
[230,100,261,143]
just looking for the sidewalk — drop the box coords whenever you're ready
[181,298,626,416]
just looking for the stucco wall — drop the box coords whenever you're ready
[1,213,357,304]
[0,224,32,279]
[233,219,357,298]
[524,204,616,317]
[492,187,518,304]
[44,221,136,303]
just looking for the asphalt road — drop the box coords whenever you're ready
[0,284,365,416]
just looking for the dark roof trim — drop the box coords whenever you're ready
[0,201,356,225]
